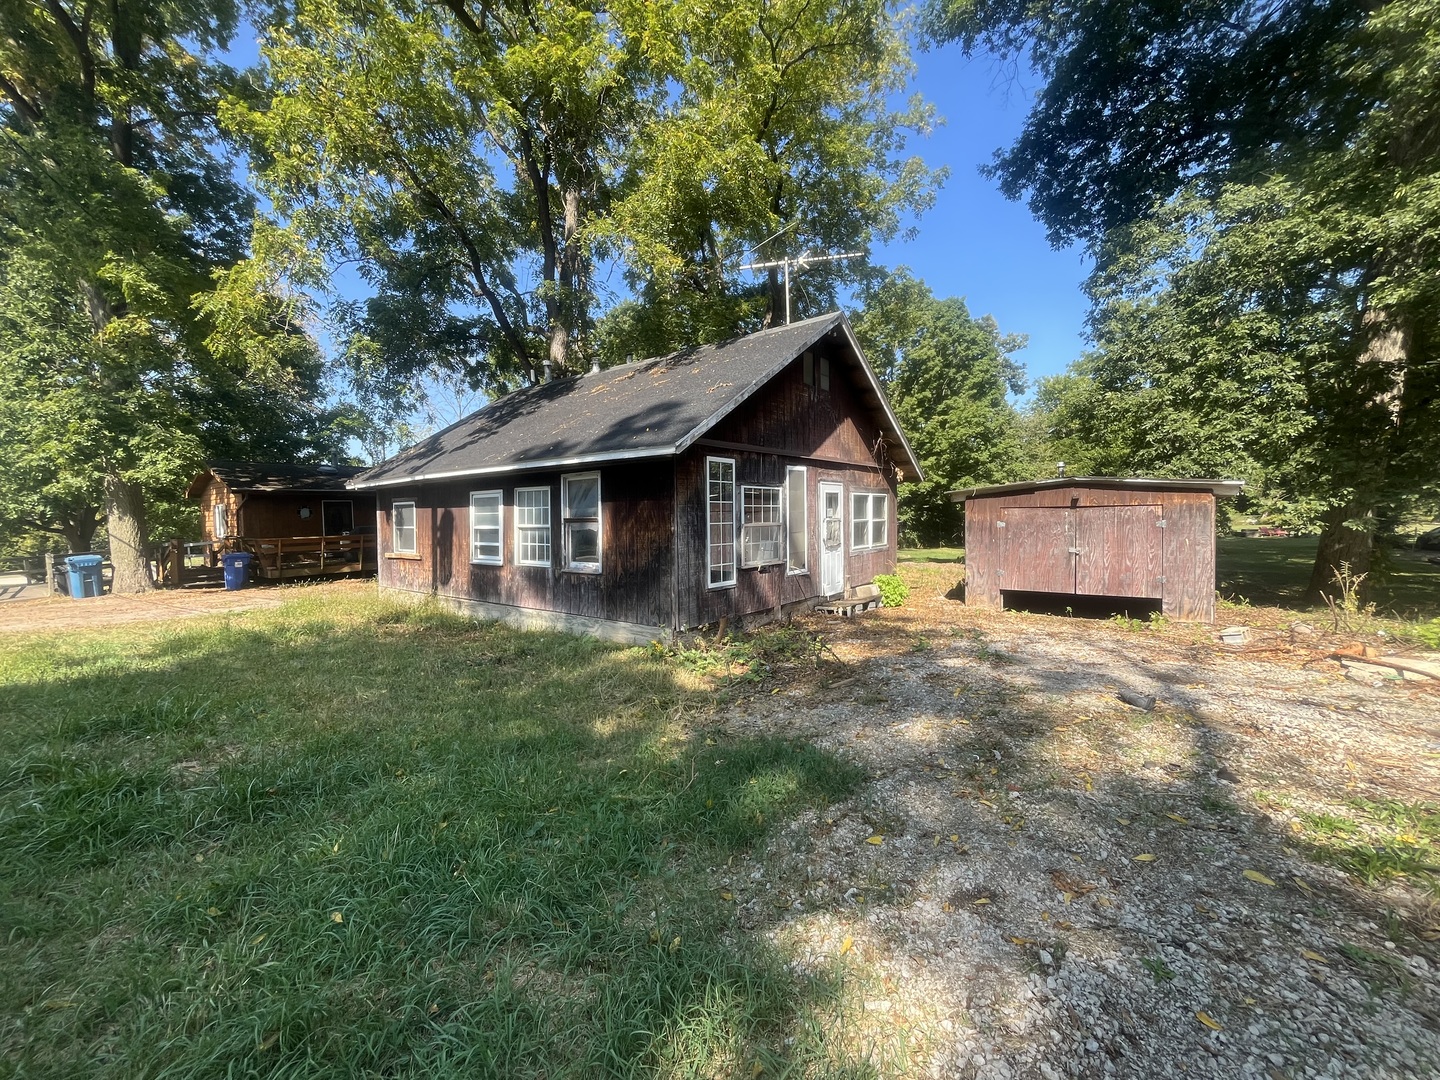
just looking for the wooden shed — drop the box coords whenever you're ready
[953,478,1243,622]
[349,311,921,644]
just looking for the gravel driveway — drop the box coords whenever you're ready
[710,565,1440,1079]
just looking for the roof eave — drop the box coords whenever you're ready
[348,444,679,490]
[949,477,1246,501]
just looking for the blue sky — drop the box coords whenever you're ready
[871,43,1092,385]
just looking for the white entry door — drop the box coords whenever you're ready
[818,483,844,597]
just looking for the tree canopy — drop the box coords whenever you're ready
[232,0,941,397]
[0,0,348,584]
[855,271,1028,546]
[930,0,1440,597]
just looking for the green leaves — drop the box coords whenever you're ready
[855,271,1028,545]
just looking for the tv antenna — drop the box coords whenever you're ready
[738,249,863,324]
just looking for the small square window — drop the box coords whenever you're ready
[849,492,888,552]
[740,486,784,567]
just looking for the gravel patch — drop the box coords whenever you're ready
[708,566,1440,1079]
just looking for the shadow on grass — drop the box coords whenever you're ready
[0,596,870,1079]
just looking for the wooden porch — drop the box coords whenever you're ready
[235,534,377,580]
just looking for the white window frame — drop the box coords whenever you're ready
[706,456,736,589]
[392,500,417,555]
[786,466,808,575]
[849,491,888,553]
[469,490,503,565]
[212,503,228,539]
[561,471,602,574]
[514,486,552,567]
[738,485,784,568]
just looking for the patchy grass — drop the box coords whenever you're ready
[1216,536,1440,617]
[0,593,866,1079]
[1293,799,1440,897]
[896,547,964,564]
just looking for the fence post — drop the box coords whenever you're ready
[44,552,56,596]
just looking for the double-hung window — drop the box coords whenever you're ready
[850,492,888,552]
[212,503,228,539]
[706,457,736,587]
[785,467,807,573]
[392,500,417,554]
[562,472,601,572]
[740,486,784,567]
[469,491,502,564]
[515,487,551,566]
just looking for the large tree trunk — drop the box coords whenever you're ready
[62,508,100,554]
[1302,307,1410,606]
[104,472,153,593]
[1304,499,1378,604]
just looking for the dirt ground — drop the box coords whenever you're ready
[713,563,1440,1079]
[0,580,362,634]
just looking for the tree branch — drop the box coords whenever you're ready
[0,73,43,125]
[46,0,96,102]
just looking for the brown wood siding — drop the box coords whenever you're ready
[673,346,900,628]
[196,478,237,542]
[965,486,1217,622]
[197,477,377,542]
[700,342,896,473]
[376,461,675,631]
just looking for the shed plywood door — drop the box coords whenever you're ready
[1074,505,1163,598]
[999,507,1075,593]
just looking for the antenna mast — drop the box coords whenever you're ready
[738,250,863,324]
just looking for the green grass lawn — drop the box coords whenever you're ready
[896,547,963,564]
[1217,536,1440,617]
[0,593,864,1078]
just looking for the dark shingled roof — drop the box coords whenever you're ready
[187,462,367,498]
[351,311,921,490]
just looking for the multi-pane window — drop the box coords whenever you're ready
[740,486,784,567]
[850,492,888,552]
[707,457,736,587]
[786,467,807,573]
[469,491,502,564]
[562,472,601,572]
[392,500,417,554]
[515,487,551,566]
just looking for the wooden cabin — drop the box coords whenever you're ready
[349,312,922,643]
[954,478,1243,622]
[186,462,378,579]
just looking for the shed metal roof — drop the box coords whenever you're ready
[950,477,1245,501]
[350,311,921,490]
[186,462,367,498]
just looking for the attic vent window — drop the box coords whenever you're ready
[801,352,830,391]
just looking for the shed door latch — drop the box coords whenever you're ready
[1067,548,1081,555]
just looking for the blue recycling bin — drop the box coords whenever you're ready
[222,552,254,591]
[65,554,105,599]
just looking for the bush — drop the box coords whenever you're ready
[874,573,909,608]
